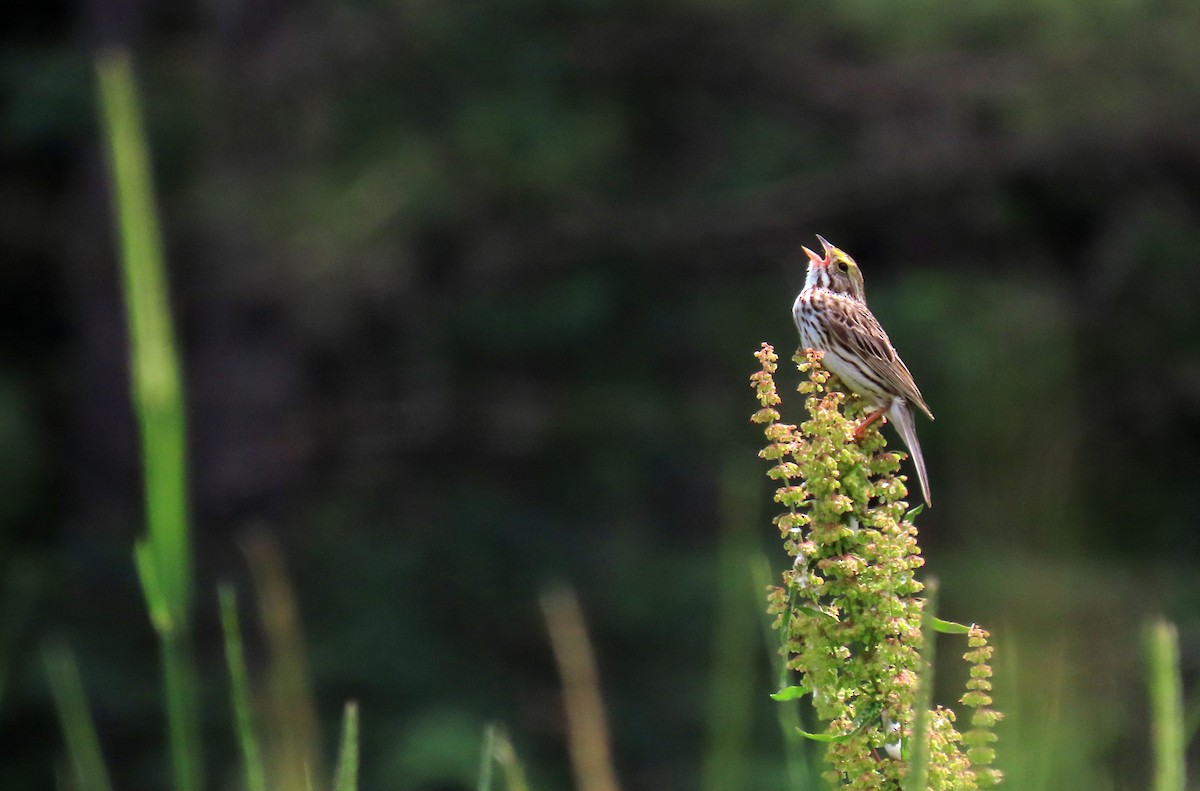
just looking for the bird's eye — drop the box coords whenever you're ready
[835,261,848,273]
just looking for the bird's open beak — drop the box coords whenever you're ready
[816,235,836,259]
[803,237,832,267]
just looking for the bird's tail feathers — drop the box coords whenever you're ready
[887,399,932,507]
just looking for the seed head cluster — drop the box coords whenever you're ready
[751,344,1002,789]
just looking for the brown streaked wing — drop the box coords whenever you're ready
[823,293,934,420]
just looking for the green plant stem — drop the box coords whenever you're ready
[162,634,202,791]
[1145,619,1185,791]
[905,578,938,791]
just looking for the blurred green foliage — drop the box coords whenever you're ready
[3,0,1200,788]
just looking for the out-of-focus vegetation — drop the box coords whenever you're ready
[3,0,1200,789]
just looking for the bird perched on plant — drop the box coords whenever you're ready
[792,235,934,506]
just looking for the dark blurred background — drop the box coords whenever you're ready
[4,0,1200,789]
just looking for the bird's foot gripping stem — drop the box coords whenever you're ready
[852,407,888,441]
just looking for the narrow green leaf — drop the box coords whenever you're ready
[795,727,848,743]
[797,605,838,622]
[43,640,114,791]
[930,617,972,635]
[219,585,267,791]
[769,685,812,702]
[333,701,360,791]
[905,504,925,521]
[796,701,882,743]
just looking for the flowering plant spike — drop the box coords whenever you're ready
[751,344,1002,789]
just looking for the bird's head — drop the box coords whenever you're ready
[803,235,866,301]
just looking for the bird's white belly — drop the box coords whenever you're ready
[792,296,883,407]
[820,349,881,405]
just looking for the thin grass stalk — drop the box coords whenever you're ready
[43,640,115,791]
[540,586,622,791]
[219,585,268,791]
[905,578,938,791]
[1145,619,1185,791]
[95,50,201,791]
[333,701,359,791]
[244,534,323,791]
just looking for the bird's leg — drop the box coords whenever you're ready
[852,407,888,441]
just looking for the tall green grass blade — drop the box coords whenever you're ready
[219,585,268,791]
[96,49,201,791]
[333,701,359,791]
[43,640,115,791]
[1144,619,1185,791]
[96,50,191,623]
[905,578,938,791]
